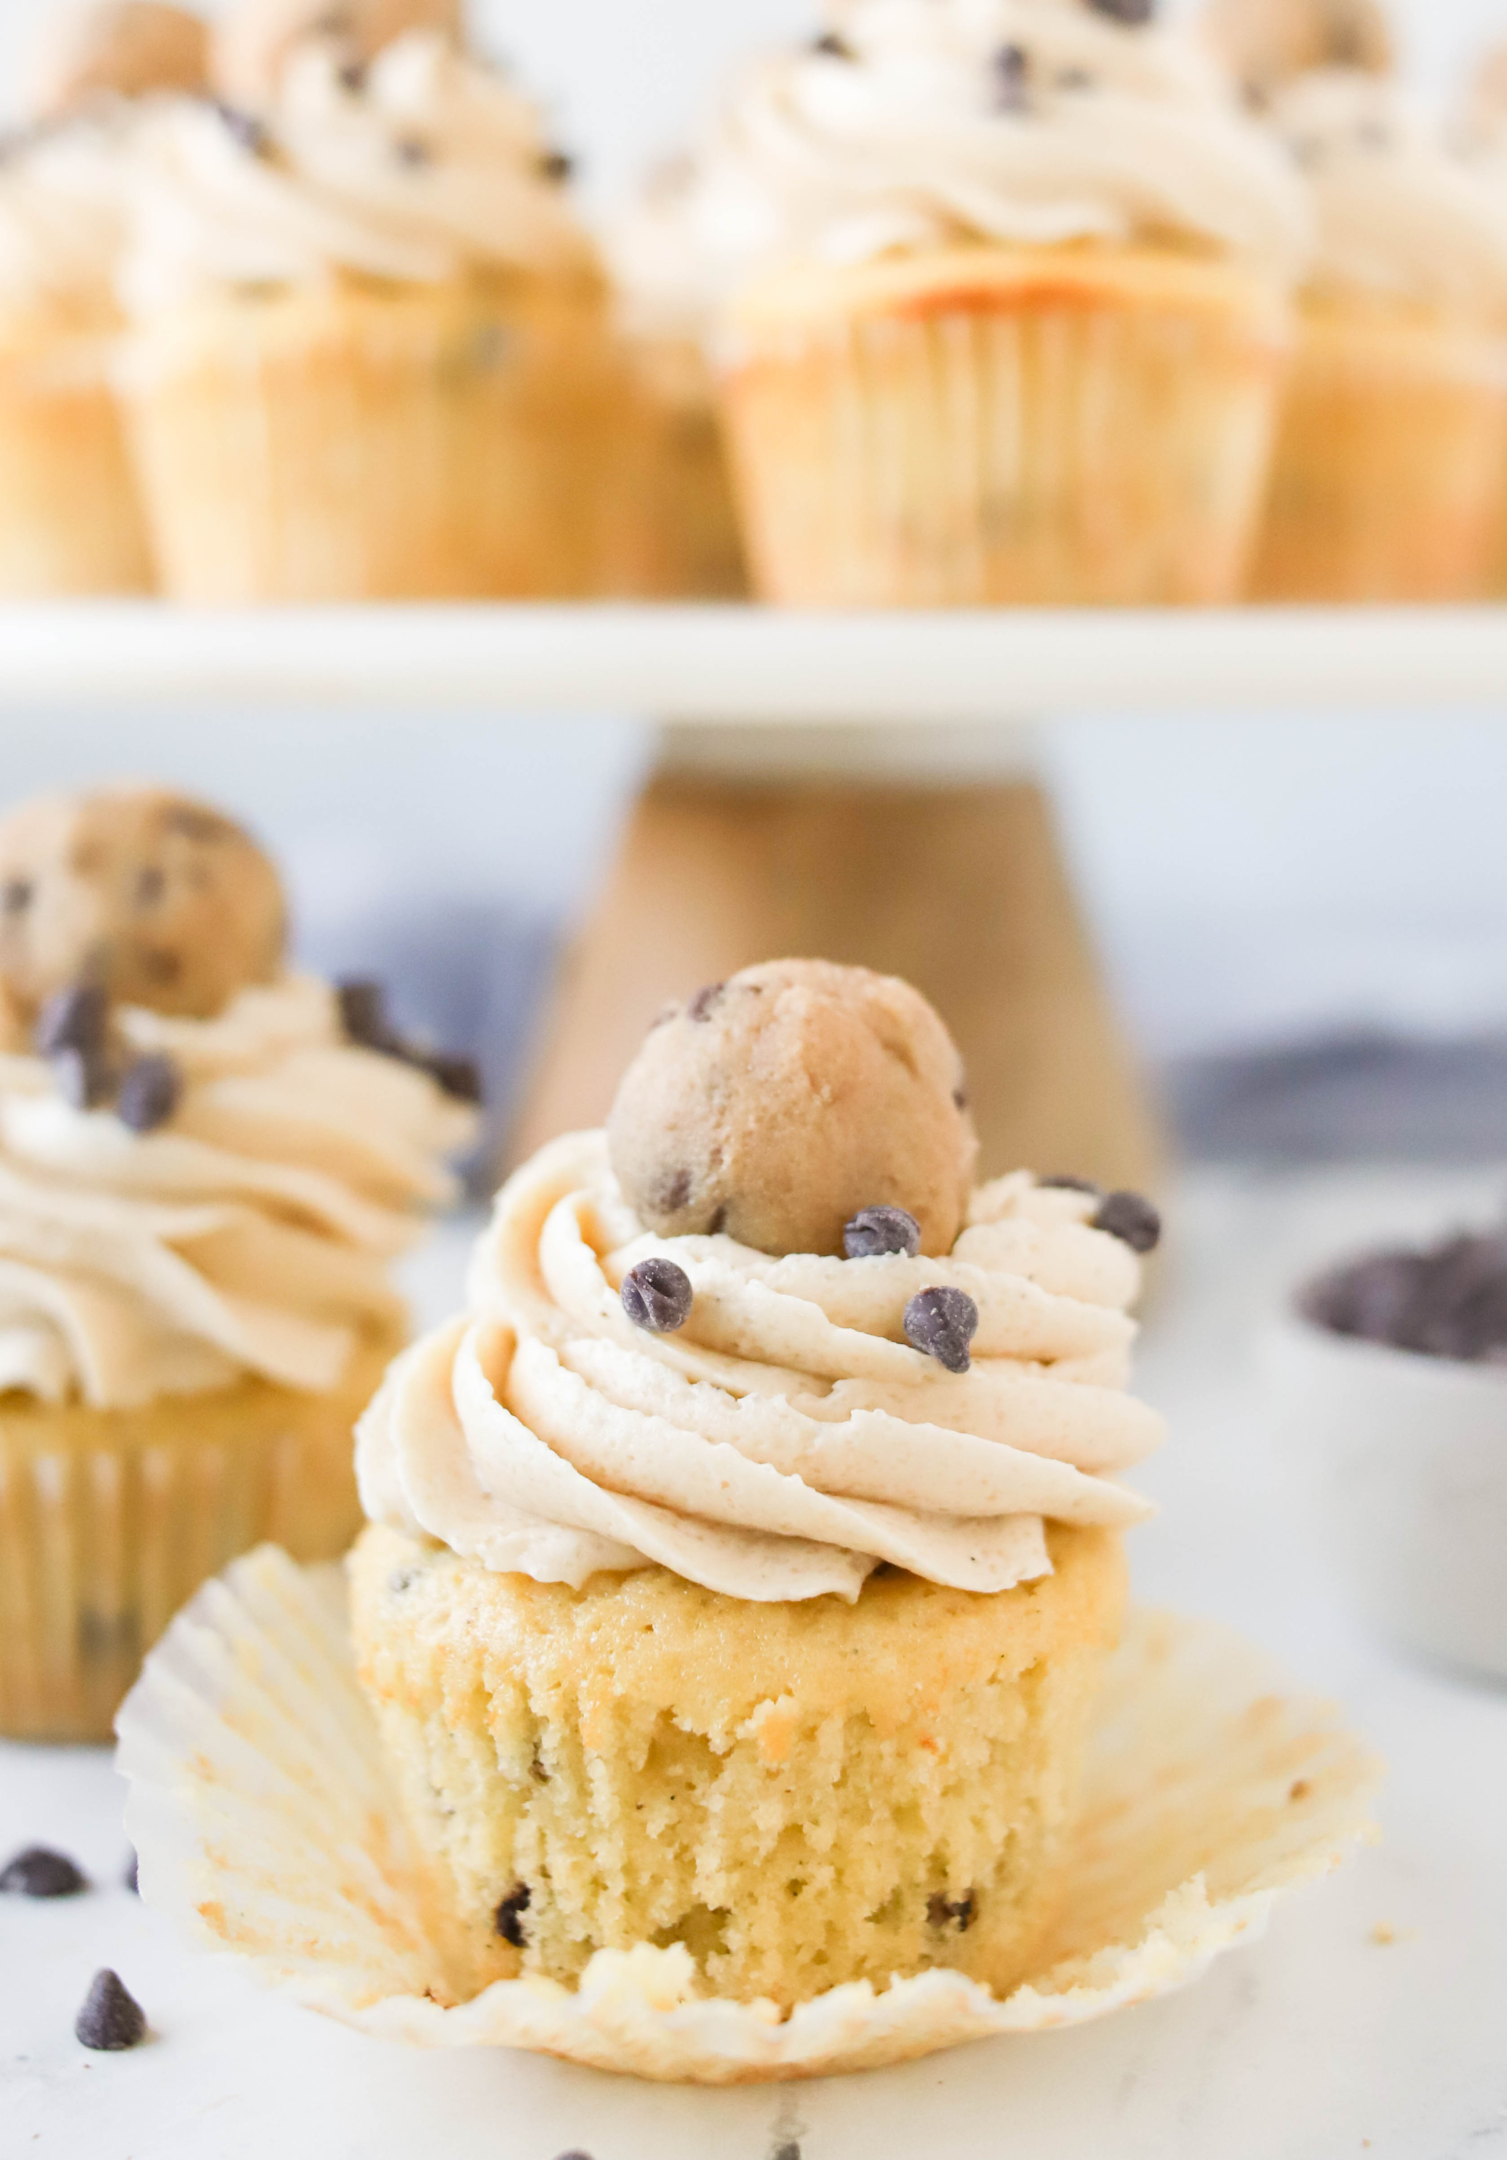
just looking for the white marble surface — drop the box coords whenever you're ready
[4,1166,1507,2158]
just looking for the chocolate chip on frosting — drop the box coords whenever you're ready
[35,982,108,1060]
[994,43,1029,111]
[927,1890,977,1931]
[904,1287,979,1373]
[1093,1190,1161,1254]
[1086,0,1154,22]
[116,1054,181,1134]
[495,1881,531,1947]
[52,1043,116,1112]
[1039,1174,1104,1197]
[75,1968,147,2052]
[336,977,481,1103]
[844,1206,922,1260]
[621,1257,694,1334]
[607,960,977,1259]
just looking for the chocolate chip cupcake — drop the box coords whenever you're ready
[350,959,1164,2011]
[0,784,476,1741]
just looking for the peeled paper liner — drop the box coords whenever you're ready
[115,1546,1382,2086]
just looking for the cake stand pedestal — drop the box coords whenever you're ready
[508,721,1161,1192]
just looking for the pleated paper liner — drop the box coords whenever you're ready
[116,1545,1381,2084]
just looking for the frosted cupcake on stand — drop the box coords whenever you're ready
[0,783,475,1741]
[1206,0,1507,600]
[701,0,1310,606]
[0,2,208,594]
[117,18,620,600]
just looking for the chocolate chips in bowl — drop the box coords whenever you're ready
[1270,1222,1507,1682]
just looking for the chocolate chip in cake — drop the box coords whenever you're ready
[904,1287,978,1373]
[844,1205,922,1260]
[495,1882,532,1948]
[1093,1190,1161,1254]
[1086,0,1154,21]
[75,1969,147,2051]
[0,1845,87,1897]
[686,981,724,1022]
[994,43,1029,110]
[52,1043,115,1111]
[926,1890,977,1931]
[116,1054,181,1134]
[1039,1174,1103,1197]
[621,1257,694,1334]
[35,981,107,1058]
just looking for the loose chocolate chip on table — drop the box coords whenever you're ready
[116,1055,181,1134]
[51,1044,115,1112]
[495,1882,532,1948]
[686,981,725,1022]
[35,982,108,1058]
[927,1890,977,1932]
[621,1257,694,1334]
[75,1969,147,2051]
[0,1846,87,1897]
[904,1287,979,1373]
[1093,1190,1161,1254]
[123,1852,139,1895]
[844,1205,922,1260]
[1039,1174,1103,1196]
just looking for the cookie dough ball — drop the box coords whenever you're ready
[607,959,978,1259]
[1201,0,1391,105]
[0,786,286,1026]
[210,0,463,109]
[29,3,210,122]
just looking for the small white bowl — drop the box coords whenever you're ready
[1266,1310,1507,1681]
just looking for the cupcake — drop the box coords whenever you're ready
[117,28,621,601]
[702,0,1309,607]
[1208,4,1507,600]
[0,3,208,595]
[350,959,1165,2009]
[0,784,475,1742]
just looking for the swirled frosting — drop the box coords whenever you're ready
[357,1131,1164,1604]
[0,974,473,1410]
[0,116,139,321]
[120,32,595,314]
[1268,70,1507,314]
[619,0,1309,324]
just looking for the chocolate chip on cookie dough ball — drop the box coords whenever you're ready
[607,959,978,1259]
[0,786,286,1027]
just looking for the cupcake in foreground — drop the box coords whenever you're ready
[350,959,1165,2009]
[0,2,207,596]
[0,784,475,1741]
[117,28,619,601]
[1208,0,1507,600]
[701,0,1309,607]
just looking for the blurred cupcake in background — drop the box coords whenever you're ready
[118,24,621,600]
[1207,0,1507,601]
[0,784,476,1741]
[705,0,1309,608]
[0,1,207,596]
[602,155,747,599]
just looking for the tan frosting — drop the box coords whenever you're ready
[0,974,473,1410]
[0,118,136,322]
[120,33,595,314]
[626,0,1310,329]
[1269,69,1507,315]
[357,1131,1164,1605]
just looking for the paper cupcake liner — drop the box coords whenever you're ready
[720,259,1288,606]
[604,336,747,598]
[116,1544,1381,2084]
[1250,303,1507,601]
[121,275,621,602]
[0,328,152,595]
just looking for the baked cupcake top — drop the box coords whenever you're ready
[0,786,475,1411]
[631,0,1309,316]
[358,960,1165,1604]
[1265,68,1507,315]
[119,31,595,313]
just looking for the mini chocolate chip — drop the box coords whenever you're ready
[0,1846,87,1897]
[134,864,165,908]
[994,43,1029,110]
[904,1287,979,1373]
[773,2146,802,2160]
[337,978,392,1049]
[1093,1190,1161,1254]
[75,1969,146,2051]
[1039,1174,1104,1197]
[1086,0,1154,20]
[394,136,432,167]
[622,1257,694,1334]
[2,876,31,914]
[116,1055,180,1134]
[123,1853,138,1895]
[654,1168,693,1215]
[388,1566,419,1595]
[214,103,272,158]
[538,148,573,181]
[952,1084,969,1111]
[927,1890,976,1931]
[337,60,367,91]
[495,1882,531,1947]
[52,1044,115,1112]
[707,1203,728,1235]
[35,982,108,1058]
[844,1206,921,1260]
[686,981,724,1021]
[812,30,854,57]
[141,947,181,986]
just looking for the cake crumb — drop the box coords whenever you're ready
[1371,1921,1396,1946]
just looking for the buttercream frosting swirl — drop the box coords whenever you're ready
[357,1130,1164,1604]
[0,114,140,321]
[0,974,473,1409]
[622,0,1309,324]
[120,32,595,314]
[1268,69,1507,314]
